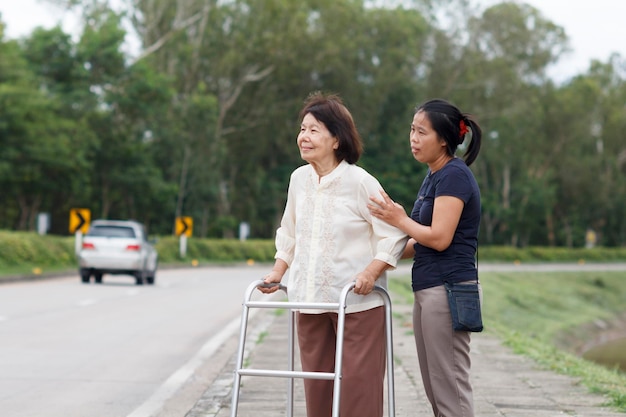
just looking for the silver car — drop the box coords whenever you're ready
[78,220,158,285]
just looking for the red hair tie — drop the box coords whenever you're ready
[459,119,469,137]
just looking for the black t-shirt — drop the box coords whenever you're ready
[410,158,480,292]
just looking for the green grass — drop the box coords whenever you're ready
[256,330,269,344]
[389,271,626,413]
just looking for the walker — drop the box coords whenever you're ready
[230,280,396,417]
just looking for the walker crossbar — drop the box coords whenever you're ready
[245,301,340,310]
[237,369,335,379]
[229,279,396,417]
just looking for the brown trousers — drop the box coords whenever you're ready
[413,284,477,417]
[296,306,386,417]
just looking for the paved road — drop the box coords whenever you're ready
[185,262,626,417]
[0,265,271,417]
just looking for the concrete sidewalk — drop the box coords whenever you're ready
[186,292,623,417]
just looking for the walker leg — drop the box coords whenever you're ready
[229,303,249,417]
[230,281,263,417]
[332,299,348,417]
[287,310,295,417]
[381,289,396,417]
[332,285,395,417]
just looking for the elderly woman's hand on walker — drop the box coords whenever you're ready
[353,269,377,295]
[258,260,288,294]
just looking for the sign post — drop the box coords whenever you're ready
[175,216,193,258]
[69,208,91,255]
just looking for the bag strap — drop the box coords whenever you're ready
[475,246,479,284]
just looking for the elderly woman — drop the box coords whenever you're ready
[260,92,407,417]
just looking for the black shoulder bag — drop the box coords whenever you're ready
[444,255,483,332]
[444,280,483,332]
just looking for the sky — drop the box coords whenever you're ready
[1,0,625,83]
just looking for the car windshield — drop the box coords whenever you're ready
[87,226,136,238]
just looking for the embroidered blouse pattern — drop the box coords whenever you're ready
[275,161,408,313]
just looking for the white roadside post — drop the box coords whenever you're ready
[239,222,250,241]
[75,231,83,256]
[180,234,187,258]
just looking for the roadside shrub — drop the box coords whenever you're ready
[479,246,626,263]
[0,231,75,267]
[154,236,275,263]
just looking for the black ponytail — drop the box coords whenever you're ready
[462,114,482,166]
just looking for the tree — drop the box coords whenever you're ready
[461,2,569,245]
[0,24,92,231]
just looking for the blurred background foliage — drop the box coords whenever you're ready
[1,0,625,247]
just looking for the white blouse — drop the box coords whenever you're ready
[275,160,408,313]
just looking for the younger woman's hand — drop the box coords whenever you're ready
[368,190,407,227]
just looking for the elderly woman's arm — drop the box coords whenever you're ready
[354,259,391,295]
[259,258,289,294]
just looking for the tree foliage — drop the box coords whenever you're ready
[1,0,625,247]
